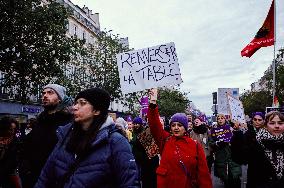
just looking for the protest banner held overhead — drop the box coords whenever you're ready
[116,42,182,94]
[227,94,246,124]
[217,88,239,115]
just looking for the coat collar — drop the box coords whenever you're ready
[56,116,116,149]
[170,135,192,144]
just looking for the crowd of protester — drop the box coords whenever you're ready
[0,85,283,188]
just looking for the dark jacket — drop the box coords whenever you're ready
[0,138,20,188]
[35,117,139,188]
[208,124,241,181]
[130,126,159,188]
[231,128,284,188]
[20,110,72,187]
[190,124,210,157]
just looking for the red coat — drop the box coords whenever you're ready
[148,106,212,188]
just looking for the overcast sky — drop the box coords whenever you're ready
[72,0,284,115]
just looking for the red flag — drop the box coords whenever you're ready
[241,0,274,57]
[273,95,279,107]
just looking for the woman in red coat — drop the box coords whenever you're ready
[147,89,212,188]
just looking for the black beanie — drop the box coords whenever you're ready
[75,88,110,113]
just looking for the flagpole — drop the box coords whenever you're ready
[272,0,276,106]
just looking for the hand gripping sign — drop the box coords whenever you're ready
[116,42,182,94]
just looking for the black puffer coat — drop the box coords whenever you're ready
[35,121,139,188]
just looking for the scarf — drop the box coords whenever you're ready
[193,124,208,134]
[0,136,13,160]
[256,128,284,180]
[0,136,13,145]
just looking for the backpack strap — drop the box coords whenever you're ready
[194,139,199,167]
[191,140,199,187]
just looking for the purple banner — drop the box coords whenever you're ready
[140,96,149,117]
[141,107,148,116]
[141,96,149,107]
[210,124,233,143]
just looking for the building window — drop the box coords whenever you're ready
[66,22,69,32]
[90,36,94,44]
[83,31,85,40]
[74,25,77,36]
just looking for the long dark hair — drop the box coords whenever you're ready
[0,116,18,137]
[66,110,108,156]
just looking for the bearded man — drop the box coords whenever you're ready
[20,84,73,188]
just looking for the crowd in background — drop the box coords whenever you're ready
[0,85,283,188]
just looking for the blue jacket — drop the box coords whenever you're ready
[35,116,139,188]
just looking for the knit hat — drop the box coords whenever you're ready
[252,112,265,120]
[195,116,203,122]
[133,117,143,125]
[170,113,188,130]
[116,117,127,130]
[75,88,110,113]
[43,84,66,100]
[126,115,132,122]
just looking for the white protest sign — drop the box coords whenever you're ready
[116,42,182,94]
[218,88,239,115]
[227,94,246,124]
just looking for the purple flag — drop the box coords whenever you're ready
[140,96,149,117]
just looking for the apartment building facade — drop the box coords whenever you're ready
[0,0,130,122]
[251,48,284,92]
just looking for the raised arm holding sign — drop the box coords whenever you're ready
[147,88,213,188]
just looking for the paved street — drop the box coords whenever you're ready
[211,165,248,188]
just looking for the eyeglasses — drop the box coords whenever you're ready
[74,99,89,107]
[253,118,263,122]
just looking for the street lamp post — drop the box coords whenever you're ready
[212,92,218,116]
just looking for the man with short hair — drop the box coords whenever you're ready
[20,84,73,188]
